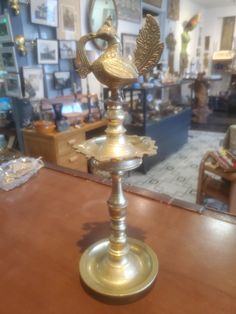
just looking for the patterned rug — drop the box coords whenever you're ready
[124,130,228,211]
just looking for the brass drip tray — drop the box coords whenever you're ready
[74,135,157,162]
[79,238,158,298]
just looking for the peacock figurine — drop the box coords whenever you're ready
[75,15,164,91]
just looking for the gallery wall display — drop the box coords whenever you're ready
[167,0,180,21]
[59,40,77,59]
[4,73,22,98]
[0,13,14,43]
[143,0,162,8]
[115,0,141,24]
[54,71,71,90]
[121,33,137,59]
[30,0,58,27]
[22,66,45,100]
[0,46,18,72]
[37,39,58,64]
[57,0,80,40]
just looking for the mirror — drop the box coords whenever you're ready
[88,0,118,50]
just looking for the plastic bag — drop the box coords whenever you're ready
[0,157,44,191]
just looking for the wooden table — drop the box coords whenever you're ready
[23,120,107,172]
[0,166,236,314]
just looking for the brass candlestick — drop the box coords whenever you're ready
[74,15,164,298]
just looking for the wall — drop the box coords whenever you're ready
[202,5,236,94]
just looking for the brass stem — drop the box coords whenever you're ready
[107,171,129,262]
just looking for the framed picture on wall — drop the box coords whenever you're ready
[143,0,162,8]
[115,0,141,24]
[30,0,58,27]
[22,66,45,100]
[0,47,18,72]
[54,71,71,90]
[0,13,14,43]
[59,40,77,59]
[4,73,22,98]
[167,0,180,21]
[121,33,137,59]
[37,39,58,64]
[57,0,80,40]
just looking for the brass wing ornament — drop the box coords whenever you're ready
[75,15,164,90]
[134,15,164,76]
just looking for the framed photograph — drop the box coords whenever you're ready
[115,0,141,24]
[0,46,18,72]
[121,33,137,59]
[220,16,236,50]
[143,0,162,8]
[0,13,14,43]
[4,73,22,98]
[167,0,180,21]
[59,40,76,59]
[30,0,58,27]
[57,0,80,40]
[37,39,58,64]
[54,71,71,90]
[22,66,45,100]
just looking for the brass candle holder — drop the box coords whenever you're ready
[74,15,164,298]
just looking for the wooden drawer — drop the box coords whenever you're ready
[57,151,87,172]
[57,133,85,157]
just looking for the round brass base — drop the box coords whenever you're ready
[79,238,158,298]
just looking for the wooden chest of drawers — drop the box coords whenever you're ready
[23,120,107,172]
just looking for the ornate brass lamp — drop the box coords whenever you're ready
[74,15,164,298]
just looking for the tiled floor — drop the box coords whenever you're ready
[124,130,227,209]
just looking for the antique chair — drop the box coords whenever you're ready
[196,126,236,213]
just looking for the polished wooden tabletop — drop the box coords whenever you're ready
[0,167,235,314]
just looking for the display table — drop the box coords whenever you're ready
[0,166,236,314]
[23,120,107,172]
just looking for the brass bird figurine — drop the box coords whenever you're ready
[75,15,164,90]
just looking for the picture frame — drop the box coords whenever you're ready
[37,39,58,64]
[30,0,58,27]
[0,46,18,72]
[59,40,77,59]
[167,0,180,21]
[121,33,137,59]
[22,66,45,101]
[115,0,141,24]
[0,13,14,43]
[54,71,72,90]
[143,0,162,8]
[220,16,236,50]
[57,0,80,40]
[4,73,22,98]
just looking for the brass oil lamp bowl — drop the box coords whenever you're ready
[74,15,164,299]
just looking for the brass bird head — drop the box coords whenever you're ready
[96,16,119,43]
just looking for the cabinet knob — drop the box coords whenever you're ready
[69,155,79,163]
[68,138,76,145]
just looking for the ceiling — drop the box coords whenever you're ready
[192,0,236,8]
